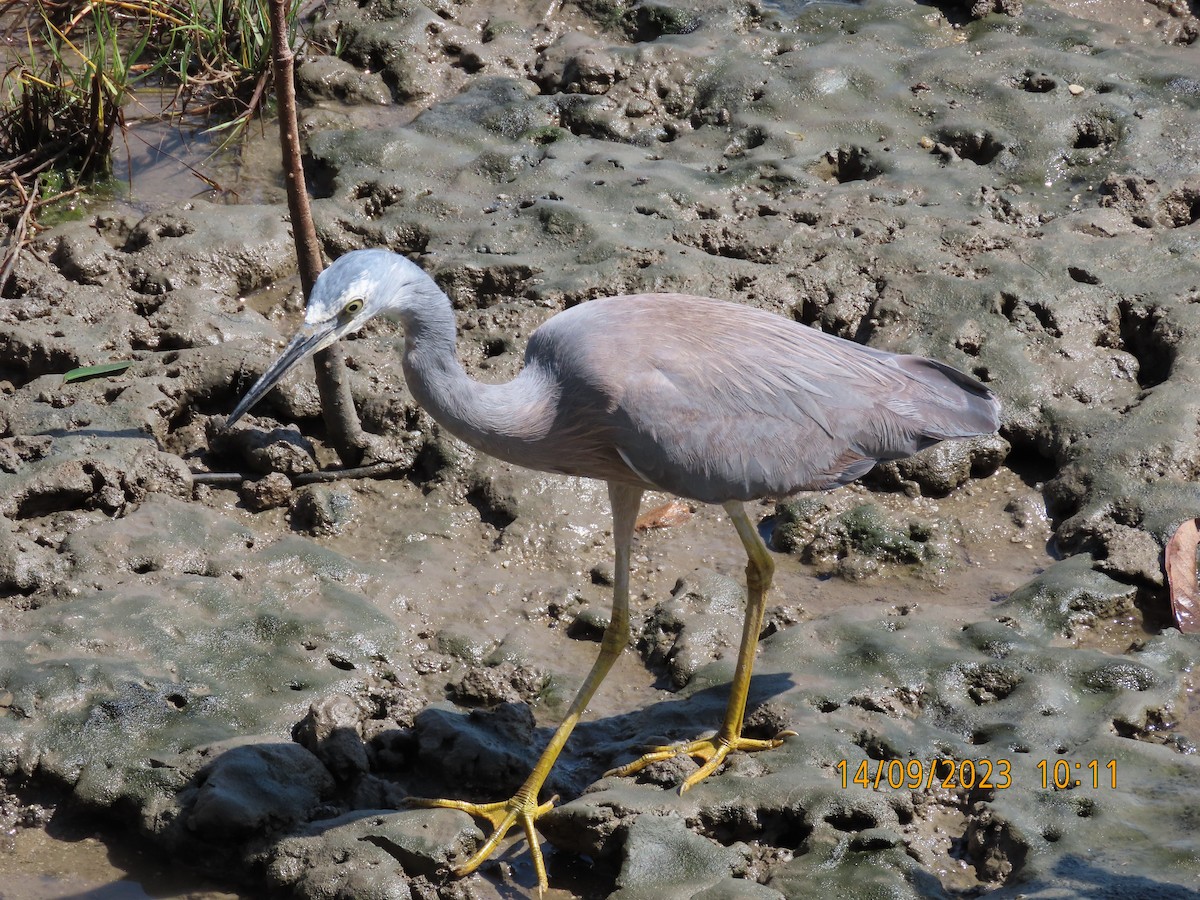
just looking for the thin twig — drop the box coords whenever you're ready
[0,174,37,296]
[294,461,408,484]
[192,461,408,487]
[191,472,247,486]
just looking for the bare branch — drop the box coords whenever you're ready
[268,0,368,466]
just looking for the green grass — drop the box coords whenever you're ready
[0,1,141,181]
[148,0,303,132]
[0,0,304,291]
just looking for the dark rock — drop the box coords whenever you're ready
[290,484,356,535]
[294,695,370,783]
[240,471,293,511]
[178,742,336,842]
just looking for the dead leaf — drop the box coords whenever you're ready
[635,499,693,531]
[1164,517,1200,633]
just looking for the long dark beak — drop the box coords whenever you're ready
[225,321,338,428]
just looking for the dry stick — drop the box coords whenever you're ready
[268,0,367,466]
[191,462,406,487]
[0,175,37,296]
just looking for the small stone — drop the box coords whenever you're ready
[1068,83,1085,95]
[240,471,292,511]
[289,484,355,535]
[626,97,653,118]
[293,695,369,782]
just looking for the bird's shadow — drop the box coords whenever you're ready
[384,671,797,803]
[292,673,795,894]
[1041,856,1200,900]
[91,675,792,897]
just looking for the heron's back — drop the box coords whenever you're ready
[512,293,999,504]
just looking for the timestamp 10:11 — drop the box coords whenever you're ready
[1038,758,1117,789]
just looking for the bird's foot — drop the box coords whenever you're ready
[407,792,557,891]
[607,730,796,792]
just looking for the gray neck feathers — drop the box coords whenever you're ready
[396,277,556,459]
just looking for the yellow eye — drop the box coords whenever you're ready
[343,298,364,316]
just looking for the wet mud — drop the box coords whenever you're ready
[2,0,1199,897]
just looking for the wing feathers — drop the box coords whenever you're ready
[528,294,999,502]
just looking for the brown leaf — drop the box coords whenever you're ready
[1164,518,1200,633]
[635,499,693,531]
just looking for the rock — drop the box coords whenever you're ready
[295,54,391,106]
[218,422,318,477]
[411,702,537,797]
[294,695,370,783]
[775,502,953,581]
[179,741,336,841]
[290,484,356,535]
[265,808,481,896]
[870,434,1009,496]
[1001,554,1139,636]
[446,662,547,707]
[609,815,766,899]
[240,471,293,511]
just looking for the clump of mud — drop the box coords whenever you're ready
[1,0,1199,898]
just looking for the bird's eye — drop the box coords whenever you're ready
[343,298,365,316]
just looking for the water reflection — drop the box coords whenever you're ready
[112,90,284,208]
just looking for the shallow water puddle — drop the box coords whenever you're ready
[113,93,287,208]
[0,825,243,900]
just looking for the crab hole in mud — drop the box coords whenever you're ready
[934,128,1004,166]
[825,808,877,832]
[696,805,811,849]
[465,485,518,530]
[1097,300,1175,389]
[812,146,884,183]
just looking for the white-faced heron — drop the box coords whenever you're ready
[227,248,1001,889]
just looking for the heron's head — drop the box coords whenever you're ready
[225,249,428,428]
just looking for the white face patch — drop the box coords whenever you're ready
[305,270,377,326]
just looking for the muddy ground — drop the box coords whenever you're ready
[2,0,1199,897]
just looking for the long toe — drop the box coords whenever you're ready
[407,794,557,891]
[608,732,792,790]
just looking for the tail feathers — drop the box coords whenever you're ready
[852,356,1002,466]
[900,356,1001,440]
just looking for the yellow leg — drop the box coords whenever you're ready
[411,482,643,892]
[608,500,793,792]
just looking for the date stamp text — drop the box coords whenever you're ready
[835,758,1118,791]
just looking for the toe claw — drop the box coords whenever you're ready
[408,793,556,891]
[610,730,791,789]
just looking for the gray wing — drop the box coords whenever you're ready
[529,294,999,503]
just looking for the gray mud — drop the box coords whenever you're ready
[2,0,1199,898]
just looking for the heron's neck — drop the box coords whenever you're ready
[398,282,554,455]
